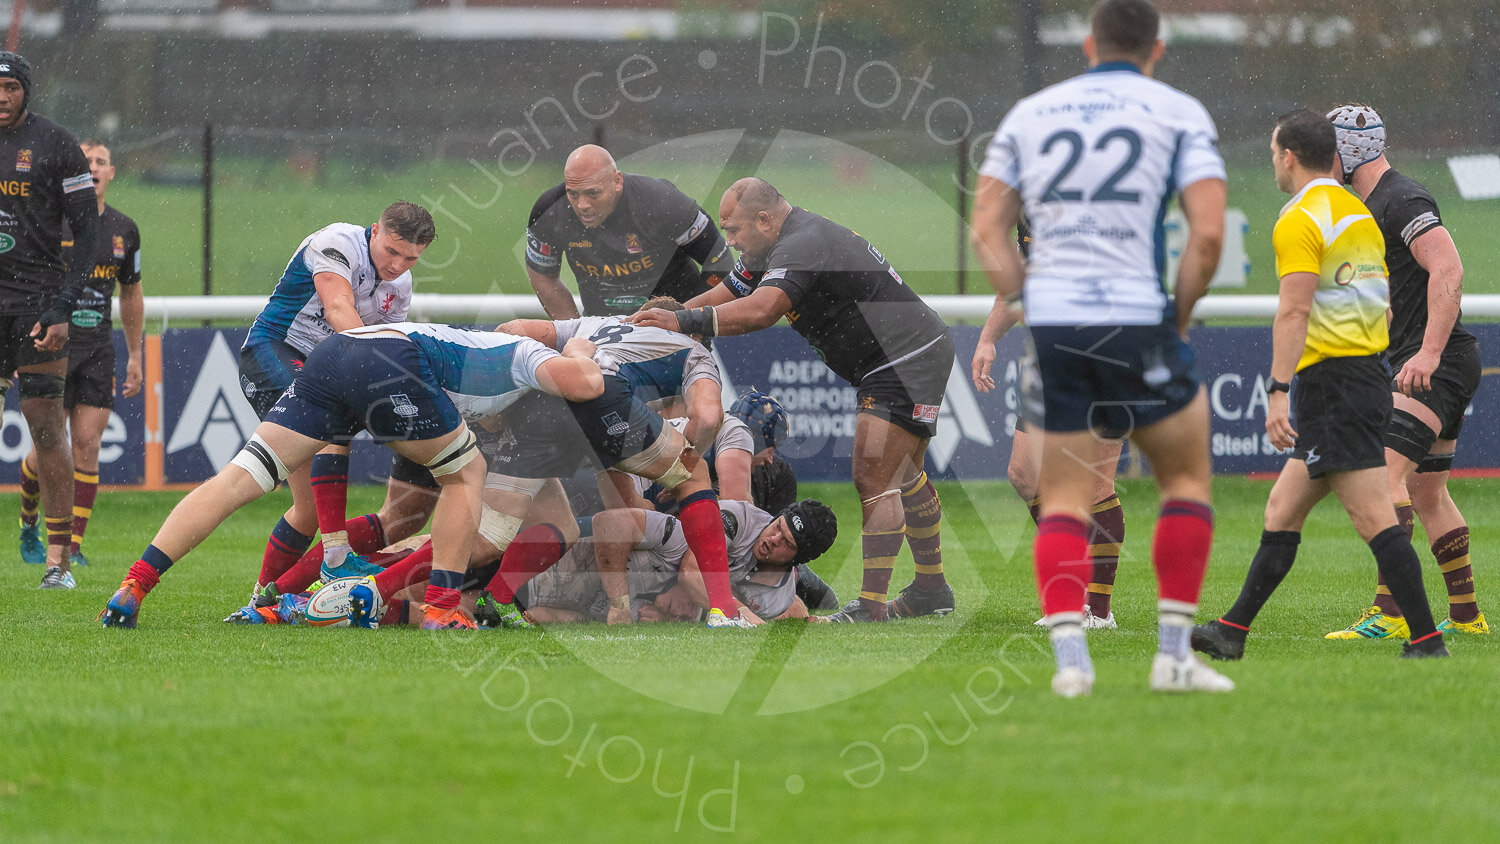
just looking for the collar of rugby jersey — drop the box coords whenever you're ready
[1088,60,1143,74]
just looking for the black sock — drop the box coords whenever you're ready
[1222,530,1301,630]
[1369,526,1439,639]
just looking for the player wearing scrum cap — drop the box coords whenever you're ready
[0,52,102,588]
[519,498,837,625]
[1322,104,1488,639]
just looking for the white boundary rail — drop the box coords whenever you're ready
[133,293,1500,326]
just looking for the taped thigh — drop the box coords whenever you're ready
[613,422,688,487]
[229,433,291,493]
[423,428,480,478]
[17,371,65,399]
[1384,408,1437,465]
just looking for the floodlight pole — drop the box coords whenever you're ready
[956,135,970,295]
[5,0,24,52]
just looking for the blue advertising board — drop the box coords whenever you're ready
[5,323,1498,486]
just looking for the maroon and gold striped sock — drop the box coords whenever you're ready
[1432,527,1480,624]
[1374,501,1417,617]
[1087,495,1124,618]
[45,516,71,559]
[19,459,40,527]
[71,469,99,556]
[859,528,904,621]
[900,472,945,590]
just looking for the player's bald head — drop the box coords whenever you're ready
[565,144,617,180]
[723,177,787,217]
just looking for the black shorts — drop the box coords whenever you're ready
[240,341,305,419]
[1291,355,1391,479]
[1391,341,1480,441]
[481,392,597,480]
[855,332,954,439]
[1023,321,1200,437]
[65,342,114,410]
[0,311,68,373]
[265,335,461,445]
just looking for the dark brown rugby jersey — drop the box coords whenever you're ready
[525,174,732,316]
[722,207,950,386]
[0,112,98,316]
[1365,169,1477,365]
[62,204,139,348]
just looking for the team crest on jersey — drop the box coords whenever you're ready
[390,394,419,418]
[602,411,629,437]
[15,149,31,172]
[625,233,643,254]
[380,292,397,313]
[113,236,125,259]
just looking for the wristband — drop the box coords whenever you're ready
[674,306,717,338]
[37,306,71,331]
[1267,378,1291,395]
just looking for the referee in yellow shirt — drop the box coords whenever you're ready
[1193,108,1447,660]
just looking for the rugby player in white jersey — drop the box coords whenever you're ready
[101,322,604,630]
[970,0,1231,695]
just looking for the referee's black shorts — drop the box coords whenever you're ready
[1291,354,1391,479]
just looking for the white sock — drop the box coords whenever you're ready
[1158,610,1195,659]
[1048,620,1093,675]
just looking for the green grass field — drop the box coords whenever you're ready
[111,150,1500,306]
[4,477,1498,840]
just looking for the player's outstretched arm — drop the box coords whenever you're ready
[528,268,581,320]
[535,341,604,401]
[1174,177,1228,336]
[496,318,558,348]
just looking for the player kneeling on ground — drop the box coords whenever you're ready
[100,322,603,630]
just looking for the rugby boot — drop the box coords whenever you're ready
[474,591,532,629]
[321,551,383,583]
[887,580,955,619]
[19,521,43,564]
[1325,606,1410,640]
[706,608,753,629]
[1401,636,1451,658]
[826,598,881,623]
[38,566,76,590]
[100,578,148,628]
[70,550,90,567]
[1149,652,1235,692]
[420,604,476,630]
[1437,613,1490,635]
[1191,620,1246,661]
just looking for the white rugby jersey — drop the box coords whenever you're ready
[343,322,559,422]
[552,316,719,400]
[246,223,413,355]
[981,63,1225,326]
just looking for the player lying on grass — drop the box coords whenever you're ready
[520,499,836,625]
[476,306,750,628]
[100,322,603,630]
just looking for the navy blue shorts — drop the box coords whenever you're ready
[265,335,462,445]
[568,374,668,466]
[240,341,304,419]
[1023,322,1201,436]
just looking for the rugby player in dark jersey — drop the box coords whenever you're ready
[631,177,957,623]
[17,141,141,575]
[525,144,734,318]
[1323,104,1488,639]
[0,52,101,588]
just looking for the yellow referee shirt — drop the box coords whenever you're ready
[1273,178,1389,372]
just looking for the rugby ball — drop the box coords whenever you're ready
[304,576,380,627]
